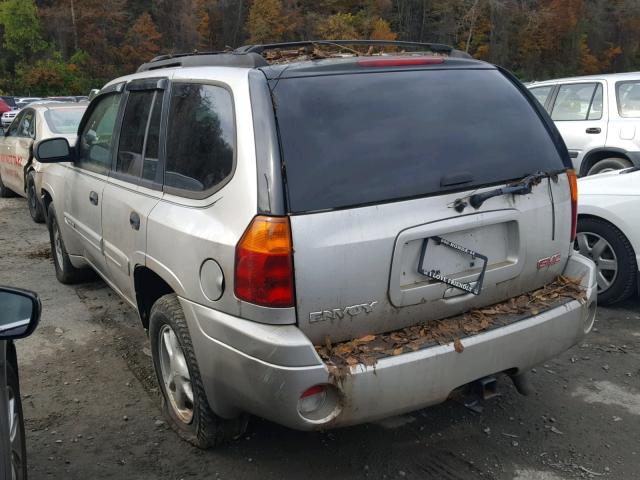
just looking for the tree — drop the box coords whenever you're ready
[247,0,290,43]
[15,51,92,96]
[120,12,162,73]
[0,0,47,60]
[316,12,359,39]
[369,17,396,40]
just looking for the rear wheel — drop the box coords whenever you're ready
[6,362,27,480]
[26,171,45,223]
[0,171,16,198]
[149,294,247,449]
[47,203,84,284]
[586,157,632,175]
[575,217,637,304]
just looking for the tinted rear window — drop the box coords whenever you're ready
[272,69,566,213]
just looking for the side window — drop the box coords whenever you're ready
[18,110,35,138]
[116,91,154,178]
[141,92,163,182]
[616,81,640,118]
[7,111,25,137]
[529,86,553,112]
[165,83,235,195]
[588,84,604,120]
[551,83,598,121]
[77,93,122,174]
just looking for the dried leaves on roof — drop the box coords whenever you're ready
[261,44,431,65]
[316,276,585,380]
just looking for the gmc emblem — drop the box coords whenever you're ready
[537,253,561,269]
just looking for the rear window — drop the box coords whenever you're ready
[44,108,85,134]
[272,69,567,213]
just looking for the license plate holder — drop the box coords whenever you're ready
[418,236,488,295]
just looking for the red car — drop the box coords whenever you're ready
[0,99,10,115]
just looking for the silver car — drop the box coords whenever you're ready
[528,72,640,176]
[0,102,87,222]
[34,40,597,448]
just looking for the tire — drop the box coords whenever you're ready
[149,294,247,449]
[575,217,637,305]
[26,171,45,223]
[586,157,632,176]
[0,171,16,198]
[47,203,84,284]
[6,362,27,480]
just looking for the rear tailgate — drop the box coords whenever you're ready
[290,179,571,344]
[271,65,573,345]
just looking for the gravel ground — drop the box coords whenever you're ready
[0,196,639,480]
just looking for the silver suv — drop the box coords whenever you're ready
[34,41,597,448]
[528,72,640,176]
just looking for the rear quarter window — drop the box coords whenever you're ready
[164,83,235,197]
[272,69,567,213]
[616,81,640,118]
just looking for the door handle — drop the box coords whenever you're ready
[129,211,141,231]
[586,127,601,134]
[89,191,99,205]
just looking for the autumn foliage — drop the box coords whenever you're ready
[0,0,639,95]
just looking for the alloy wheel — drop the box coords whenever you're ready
[575,231,618,294]
[52,218,64,268]
[158,324,194,424]
[8,385,24,480]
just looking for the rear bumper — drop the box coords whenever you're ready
[182,254,597,431]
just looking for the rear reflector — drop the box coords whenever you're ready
[358,57,445,67]
[298,385,328,415]
[234,216,295,308]
[567,169,578,241]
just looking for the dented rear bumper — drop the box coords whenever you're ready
[182,254,596,431]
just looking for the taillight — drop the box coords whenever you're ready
[358,57,444,67]
[234,216,295,308]
[567,169,578,241]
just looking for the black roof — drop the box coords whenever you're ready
[137,40,481,74]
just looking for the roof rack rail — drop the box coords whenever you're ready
[137,51,268,72]
[235,40,471,58]
[137,39,471,72]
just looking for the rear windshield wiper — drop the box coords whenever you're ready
[454,171,554,211]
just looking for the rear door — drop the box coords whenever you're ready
[549,81,607,165]
[101,81,165,302]
[271,67,572,344]
[0,111,24,193]
[0,109,35,196]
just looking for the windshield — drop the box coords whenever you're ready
[272,69,567,213]
[44,107,86,134]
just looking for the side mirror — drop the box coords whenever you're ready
[0,287,41,340]
[34,137,73,163]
